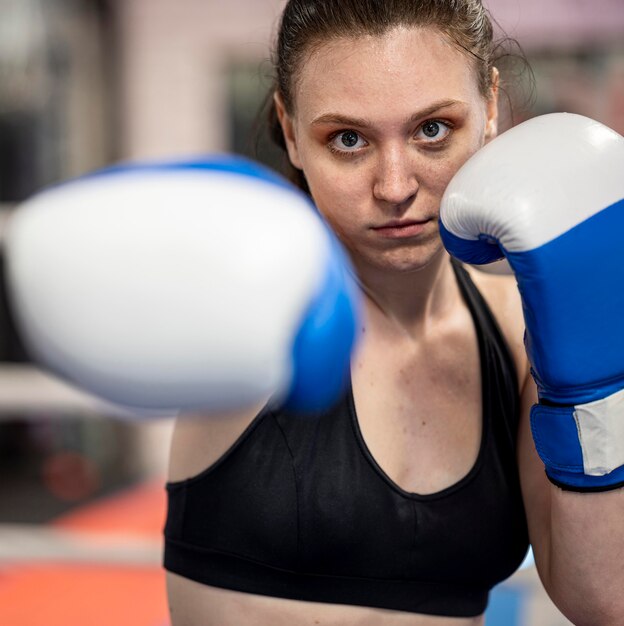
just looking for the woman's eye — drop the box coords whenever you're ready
[330,130,367,153]
[416,120,452,143]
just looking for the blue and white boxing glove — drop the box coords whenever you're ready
[4,155,359,414]
[440,113,624,491]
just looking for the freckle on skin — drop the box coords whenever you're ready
[422,421,426,426]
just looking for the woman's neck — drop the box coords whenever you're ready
[353,250,459,340]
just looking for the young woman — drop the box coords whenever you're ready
[164,1,624,624]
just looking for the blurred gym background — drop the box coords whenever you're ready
[0,0,622,624]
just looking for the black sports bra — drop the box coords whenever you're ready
[164,261,529,617]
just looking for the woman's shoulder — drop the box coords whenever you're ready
[463,263,529,387]
[168,402,266,483]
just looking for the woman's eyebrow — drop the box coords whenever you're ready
[310,99,465,128]
[406,99,467,123]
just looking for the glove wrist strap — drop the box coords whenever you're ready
[530,388,624,491]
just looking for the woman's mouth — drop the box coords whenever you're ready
[371,219,430,239]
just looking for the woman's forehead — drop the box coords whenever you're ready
[293,26,481,122]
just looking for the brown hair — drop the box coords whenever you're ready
[265,0,526,191]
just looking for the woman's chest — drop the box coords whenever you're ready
[350,325,482,496]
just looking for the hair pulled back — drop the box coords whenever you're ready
[267,0,511,191]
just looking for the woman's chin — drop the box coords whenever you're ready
[353,240,448,277]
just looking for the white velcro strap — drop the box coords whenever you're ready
[575,388,624,476]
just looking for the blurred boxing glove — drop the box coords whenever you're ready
[440,113,624,491]
[4,156,359,414]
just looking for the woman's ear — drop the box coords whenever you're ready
[274,92,303,170]
[484,67,500,143]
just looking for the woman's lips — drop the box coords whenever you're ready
[372,219,430,239]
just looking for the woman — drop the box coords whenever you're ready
[164,1,623,624]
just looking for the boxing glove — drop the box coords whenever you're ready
[440,113,624,491]
[4,155,359,414]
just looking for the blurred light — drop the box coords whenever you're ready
[0,0,47,111]
[41,450,101,502]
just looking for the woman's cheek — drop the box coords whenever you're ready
[434,146,479,194]
[309,166,366,218]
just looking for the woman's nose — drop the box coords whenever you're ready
[372,149,419,208]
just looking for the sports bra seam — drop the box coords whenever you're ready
[164,537,484,589]
[410,499,418,573]
[267,411,302,565]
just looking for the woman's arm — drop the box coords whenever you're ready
[518,352,624,626]
[471,266,624,625]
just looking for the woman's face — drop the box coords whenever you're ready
[276,26,498,275]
